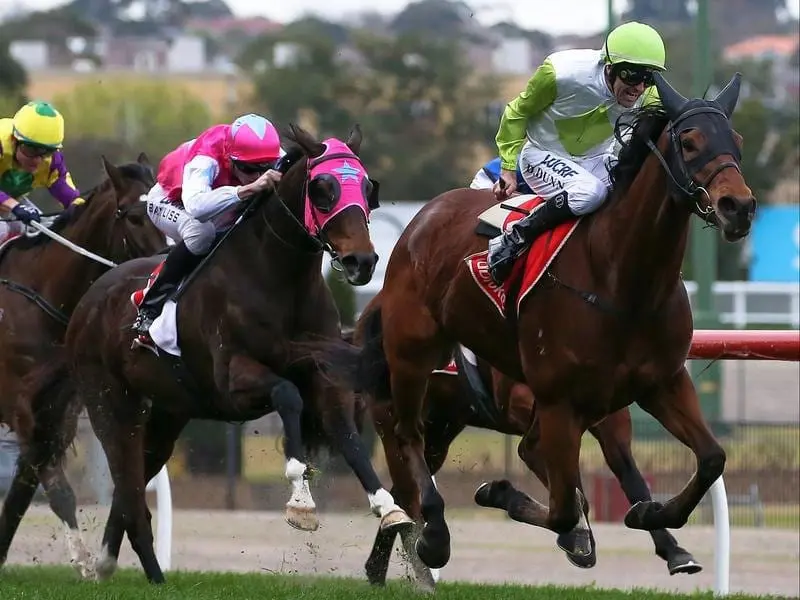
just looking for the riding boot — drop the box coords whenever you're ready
[132,241,203,336]
[487,191,575,286]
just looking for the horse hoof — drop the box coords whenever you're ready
[624,500,663,530]
[286,505,319,531]
[380,508,414,532]
[474,482,494,507]
[415,532,450,570]
[668,551,703,575]
[557,530,595,568]
[94,555,118,581]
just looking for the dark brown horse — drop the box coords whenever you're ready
[0,154,165,577]
[63,124,413,584]
[312,73,755,570]
[357,302,701,587]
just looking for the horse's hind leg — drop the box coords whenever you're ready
[0,453,39,568]
[475,415,596,567]
[624,368,726,532]
[382,303,451,570]
[94,409,187,581]
[592,409,702,575]
[84,373,164,584]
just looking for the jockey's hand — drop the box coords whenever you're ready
[11,203,41,225]
[251,169,282,193]
[493,169,517,201]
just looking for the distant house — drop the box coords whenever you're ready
[723,34,800,102]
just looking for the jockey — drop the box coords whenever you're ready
[0,101,85,244]
[132,113,284,338]
[487,21,665,284]
[469,156,532,194]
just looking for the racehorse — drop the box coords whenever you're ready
[354,303,700,587]
[310,72,755,570]
[0,154,165,577]
[63,124,413,584]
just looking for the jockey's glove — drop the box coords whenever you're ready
[11,204,41,225]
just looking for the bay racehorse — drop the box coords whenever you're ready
[0,154,165,577]
[63,124,413,584]
[355,306,700,587]
[312,72,755,570]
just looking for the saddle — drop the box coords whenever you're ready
[474,194,539,239]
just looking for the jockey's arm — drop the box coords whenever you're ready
[182,155,243,221]
[0,192,19,212]
[47,153,86,208]
[496,58,558,172]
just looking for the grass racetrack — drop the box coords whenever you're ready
[5,506,799,599]
[2,568,796,600]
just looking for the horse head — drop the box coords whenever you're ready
[99,152,167,261]
[278,123,380,286]
[653,71,756,241]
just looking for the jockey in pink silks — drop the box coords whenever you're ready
[132,113,284,337]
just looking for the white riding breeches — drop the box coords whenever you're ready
[145,183,216,255]
[518,141,614,216]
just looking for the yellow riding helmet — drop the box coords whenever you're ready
[12,101,65,150]
[603,21,667,71]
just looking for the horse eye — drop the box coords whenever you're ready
[681,137,697,152]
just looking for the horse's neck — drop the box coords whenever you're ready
[595,152,691,311]
[29,200,114,306]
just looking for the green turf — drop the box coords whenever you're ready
[0,567,794,600]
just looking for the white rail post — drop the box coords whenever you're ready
[710,476,730,596]
[145,466,173,571]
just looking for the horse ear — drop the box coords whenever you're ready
[653,71,688,116]
[713,72,742,119]
[137,152,151,168]
[287,122,325,158]
[345,123,362,155]
[101,155,125,198]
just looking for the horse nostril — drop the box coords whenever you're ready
[717,196,737,215]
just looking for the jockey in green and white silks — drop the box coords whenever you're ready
[487,21,665,284]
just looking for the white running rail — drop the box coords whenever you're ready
[145,466,173,571]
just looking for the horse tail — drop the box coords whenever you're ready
[288,304,390,401]
[354,304,392,403]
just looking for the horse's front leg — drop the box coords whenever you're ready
[624,368,726,532]
[227,354,318,531]
[591,409,702,575]
[314,378,413,532]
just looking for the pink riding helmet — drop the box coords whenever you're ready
[228,114,281,164]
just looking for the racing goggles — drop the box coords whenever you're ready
[617,67,655,87]
[18,143,55,158]
[232,159,278,175]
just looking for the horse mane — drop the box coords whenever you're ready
[607,104,669,201]
[12,161,154,251]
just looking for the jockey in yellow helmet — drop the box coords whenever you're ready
[0,101,85,241]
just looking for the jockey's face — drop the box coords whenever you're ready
[606,64,654,108]
[232,164,260,185]
[14,143,50,173]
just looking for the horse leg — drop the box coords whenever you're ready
[94,410,187,581]
[384,324,451,570]
[474,417,596,568]
[317,385,412,533]
[592,409,702,575]
[624,369,726,531]
[481,403,591,557]
[224,354,318,531]
[84,374,163,584]
[0,453,38,568]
